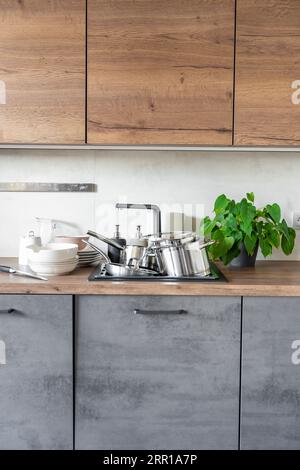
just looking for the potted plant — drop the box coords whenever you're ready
[203,192,296,267]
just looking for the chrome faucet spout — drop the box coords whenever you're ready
[115,203,161,235]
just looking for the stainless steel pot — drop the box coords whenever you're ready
[183,240,214,276]
[147,235,214,277]
[123,239,148,267]
[159,243,192,277]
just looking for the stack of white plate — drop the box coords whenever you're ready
[78,247,104,267]
[27,243,79,276]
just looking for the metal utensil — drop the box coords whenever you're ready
[87,230,125,251]
[84,241,158,277]
[105,263,159,277]
[0,265,48,281]
[146,231,195,243]
[83,240,111,262]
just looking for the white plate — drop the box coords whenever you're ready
[78,252,99,258]
[79,260,102,266]
[78,249,96,255]
[78,254,99,259]
[29,255,79,265]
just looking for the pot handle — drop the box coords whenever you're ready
[87,230,125,251]
[200,240,215,249]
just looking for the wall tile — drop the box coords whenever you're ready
[0,149,299,260]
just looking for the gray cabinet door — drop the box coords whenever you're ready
[75,296,241,450]
[241,297,300,450]
[0,295,73,450]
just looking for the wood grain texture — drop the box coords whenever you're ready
[1,259,300,296]
[235,0,300,146]
[88,0,234,145]
[0,0,85,144]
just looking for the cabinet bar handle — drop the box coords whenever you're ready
[0,308,15,314]
[133,308,187,315]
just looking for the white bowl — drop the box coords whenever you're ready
[29,261,78,276]
[27,243,78,263]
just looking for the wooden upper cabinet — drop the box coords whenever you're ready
[88,0,235,145]
[0,1,85,144]
[235,0,300,146]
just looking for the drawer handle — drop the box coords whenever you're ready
[0,308,15,314]
[133,308,188,315]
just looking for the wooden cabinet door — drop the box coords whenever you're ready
[0,295,73,449]
[88,1,235,145]
[235,0,300,146]
[75,295,240,450]
[0,1,85,144]
[241,297,300,450]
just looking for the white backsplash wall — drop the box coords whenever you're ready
[0,148,299,260]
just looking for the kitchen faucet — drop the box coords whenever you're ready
[115,203,161,236]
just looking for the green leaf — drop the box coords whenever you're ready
[240,198,256,226]
[214,194,231,215]
[208,230,235,260]
[267,227,280,248]
[259,238,272,257]
[225,213,238,231]
[221,243,241,265]
[281,227,296,255]
[244,233,258,255]
[246,192,255,203]
[279,219,290,239]
[203,216,216,237]
[240,222,253,237]
[266,203,281,224]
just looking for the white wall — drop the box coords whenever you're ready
[0,148,299,259]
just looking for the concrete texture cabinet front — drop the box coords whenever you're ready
[75,295,241,450]
[241,297,300,450]
[0,295,73,450]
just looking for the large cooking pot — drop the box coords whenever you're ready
[147,234,214,277]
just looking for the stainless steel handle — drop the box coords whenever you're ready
[0,308,15,314]
[83,240,111,263]
[134,308,187,315]
[87,230,125,251]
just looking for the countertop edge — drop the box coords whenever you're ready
[0,282,300,296]
[1,259,300,296]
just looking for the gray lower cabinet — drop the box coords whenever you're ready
[75,295,241,450]
[0,295,73,450]
[241,297,300,450]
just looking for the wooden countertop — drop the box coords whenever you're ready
[0,258,300,296]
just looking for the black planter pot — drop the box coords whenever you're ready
[229,243,258,268]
